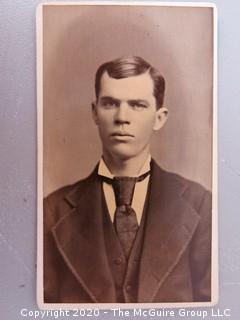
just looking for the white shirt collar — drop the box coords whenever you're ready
[98,155,151,178]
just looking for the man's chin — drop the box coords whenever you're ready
[106,145,137,162]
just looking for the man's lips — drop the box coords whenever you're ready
[111,131,134,137]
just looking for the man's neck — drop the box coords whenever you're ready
[102,150,151,176]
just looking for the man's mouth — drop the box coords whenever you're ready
[111,131,134,137]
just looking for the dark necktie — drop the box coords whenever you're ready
[103,171,150,258]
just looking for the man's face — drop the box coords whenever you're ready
[92,71,167,161]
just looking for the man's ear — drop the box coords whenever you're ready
[153,107,168,131]
[92,102,99,125]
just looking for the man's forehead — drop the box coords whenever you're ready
[99,71,155,100]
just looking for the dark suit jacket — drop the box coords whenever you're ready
[44,160,212,303]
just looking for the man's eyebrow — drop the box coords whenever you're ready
[99,96,120,103]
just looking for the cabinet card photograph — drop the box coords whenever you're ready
[37,2,218,309]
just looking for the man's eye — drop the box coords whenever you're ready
[130,102,147,110]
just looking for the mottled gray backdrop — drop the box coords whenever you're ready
[43,5,213,196]
[0,0,240,319]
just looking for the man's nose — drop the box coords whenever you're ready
[114,102,130,124]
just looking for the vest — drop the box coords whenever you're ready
[102,184,150,303]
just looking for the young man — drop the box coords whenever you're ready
[44,56,211,303]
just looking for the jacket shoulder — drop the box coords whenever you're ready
[45,183,76,207]
[44,175,92,227]
[160,168,211,214]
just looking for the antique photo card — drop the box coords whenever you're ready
[37,2,218,309]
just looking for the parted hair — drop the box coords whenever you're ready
[95,56,165,109]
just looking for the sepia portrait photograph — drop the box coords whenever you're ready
[37,2,218,308]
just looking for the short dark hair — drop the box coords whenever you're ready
[95,56,165,109]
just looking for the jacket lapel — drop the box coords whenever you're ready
[138,162,200,302]
[51,168,116,303]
